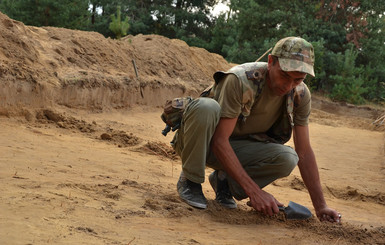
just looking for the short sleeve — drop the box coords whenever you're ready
[213,74,242,118]
[293,84,311,126]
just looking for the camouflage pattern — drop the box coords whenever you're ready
[203,62,307,144]
[171,97,193,109]
[272,37,315,77]
[161,97,193,128]
[211,62,267,119]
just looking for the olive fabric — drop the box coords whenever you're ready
[172,98,298,199]
[209,62,311,144]
[172,59,312,199]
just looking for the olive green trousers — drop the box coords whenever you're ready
[172,97,298,200]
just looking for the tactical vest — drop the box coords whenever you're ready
[201,62,307,144]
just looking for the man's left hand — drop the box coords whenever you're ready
[316,206,341,223]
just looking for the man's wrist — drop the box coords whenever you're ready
[313,202,327,212]
[244,181,262,198]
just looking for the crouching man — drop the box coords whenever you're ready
[172,37,340,223]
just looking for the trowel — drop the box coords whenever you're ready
[279,201,312,220]
[247,200,312,220]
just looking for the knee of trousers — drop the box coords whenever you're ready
[185,98,221,124]
[274,149,299,177]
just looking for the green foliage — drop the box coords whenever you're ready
[306,39,327,91]
[87,0,124,37]
[109,6,130,39]
[0,0,90,29]
[354,5,385,104]
[150,0,217,47]
[329,47,368,104]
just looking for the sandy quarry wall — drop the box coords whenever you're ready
[0,12,231,112]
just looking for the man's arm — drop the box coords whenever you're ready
[293,125,340,223]
[211,117,282,216]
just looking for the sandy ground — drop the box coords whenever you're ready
[0,106,384,245]
[0,11,384,245]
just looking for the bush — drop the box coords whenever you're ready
[109,6,130,39]
[329,47,369,104]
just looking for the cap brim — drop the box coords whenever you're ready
[278,58,315,77]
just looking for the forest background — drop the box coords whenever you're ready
[0,0,384,105]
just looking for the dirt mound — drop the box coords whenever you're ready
[326,185,385,205]
[311,95,385,131]
[0,12,231,112]
[138,141,179,160]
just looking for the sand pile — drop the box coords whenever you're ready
[0,11,231,112]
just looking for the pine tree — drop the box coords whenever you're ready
[109,6,130,39]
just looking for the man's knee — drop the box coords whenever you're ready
[185,97,220,124]
[194,97,220,115]
[275,148,299,177]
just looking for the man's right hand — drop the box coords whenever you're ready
[247,189,283,216]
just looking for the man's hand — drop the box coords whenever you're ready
[316,206,341,223]
[211,117,283,216]
[293,125,341,224]
[247,189,283,216]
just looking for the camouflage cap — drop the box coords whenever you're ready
[271,37,315,77]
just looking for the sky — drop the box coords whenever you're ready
[212,2,230,16]
[91,2,230,17]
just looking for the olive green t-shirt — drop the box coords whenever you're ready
[213,73,311,137]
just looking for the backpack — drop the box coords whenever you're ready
[160,97,193,136]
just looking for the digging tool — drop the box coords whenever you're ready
[246,200,312,220]
[279,201,312,220]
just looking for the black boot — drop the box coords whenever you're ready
[177,173,207,209]
[209,170,237,209]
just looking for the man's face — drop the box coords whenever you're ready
[267,55,307,96]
